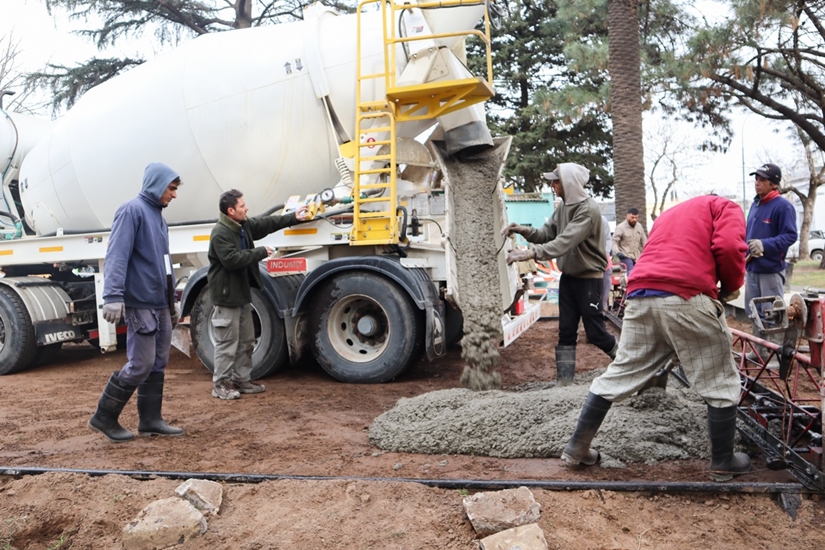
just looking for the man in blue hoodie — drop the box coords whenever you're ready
[88,162,184,442]
[744,163,797,361]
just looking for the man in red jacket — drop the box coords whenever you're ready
[561,195,751,481]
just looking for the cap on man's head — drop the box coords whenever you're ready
[749,163,782,185]
[542,170,559,182]
[627,208,639,215]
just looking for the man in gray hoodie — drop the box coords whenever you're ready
[502,163,617,385]
[88,162,184,442]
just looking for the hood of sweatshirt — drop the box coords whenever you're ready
[140,162,180,206]
[557,163,590,205]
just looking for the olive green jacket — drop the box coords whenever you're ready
[207,211,298,307]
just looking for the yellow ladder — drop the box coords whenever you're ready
[351,109,398,244]
[351,0,494,245]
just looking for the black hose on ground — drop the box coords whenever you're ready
[0,466,810,495]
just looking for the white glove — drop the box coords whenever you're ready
[506,248,536,265]
[747,239,764,256]
[102,302,125,325]
[718,289,740,304]
[501,223,533,239]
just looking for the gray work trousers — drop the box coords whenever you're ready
[211,304,255,384]
[744,270,785,325]
[118,307,172,385]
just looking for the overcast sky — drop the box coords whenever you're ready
[0,0,802,205]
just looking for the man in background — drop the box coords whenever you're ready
[744,163,797,361]
[612,208,647,275]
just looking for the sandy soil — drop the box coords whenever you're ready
[1,318,823,549]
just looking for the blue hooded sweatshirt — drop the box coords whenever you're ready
[103,163,180,309]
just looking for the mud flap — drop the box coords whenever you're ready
[425,300,447,361]
[284,312,306,364]
[171,325,192,357]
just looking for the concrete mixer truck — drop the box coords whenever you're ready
[0,0,540,382]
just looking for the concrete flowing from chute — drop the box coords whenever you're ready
[446,146,508,391]
[369,371,725,467]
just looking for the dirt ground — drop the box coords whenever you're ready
[1,317,823,549]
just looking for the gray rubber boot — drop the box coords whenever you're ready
[562,392,612,465]
[137,372,184,437]
[555,345,576,386]
[88,372,137,443]
[708,405,751,481]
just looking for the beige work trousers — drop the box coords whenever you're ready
[589,294,741,408]
[211,304,255,384]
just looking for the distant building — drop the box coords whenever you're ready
[504,192,554,244]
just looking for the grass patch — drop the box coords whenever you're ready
[789,260,825,290]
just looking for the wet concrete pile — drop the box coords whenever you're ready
[369,376,716,466]
[445,145,508,391]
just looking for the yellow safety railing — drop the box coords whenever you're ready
[352,0,494,245]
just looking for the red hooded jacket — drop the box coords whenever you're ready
[626,195,747,300]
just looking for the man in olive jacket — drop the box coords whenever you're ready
[207,189,308,399]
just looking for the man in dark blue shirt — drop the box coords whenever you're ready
[744,163,797,361]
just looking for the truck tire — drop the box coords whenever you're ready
[308,272,422,383]
[190,286,288,380]
[0,286,38,375]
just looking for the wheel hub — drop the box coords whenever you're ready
[327,294,390,362]
[356,315,379,337]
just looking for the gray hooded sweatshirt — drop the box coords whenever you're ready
[523,163,607,278]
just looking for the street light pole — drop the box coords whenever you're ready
[741,116,749,213]
[741,138,746,211]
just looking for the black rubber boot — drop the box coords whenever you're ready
[137,371,184,437]
[88,372,137,442]
[708,405,751,481]
[555,345,576,387]
[562,392,612,465]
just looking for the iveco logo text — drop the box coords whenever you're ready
[45,331,76,343]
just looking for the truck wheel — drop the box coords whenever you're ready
[190,286,288,380]
[812,249,823,262]
[0,286,38,375]
[309,272,422,383]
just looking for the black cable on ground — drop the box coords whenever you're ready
[0,466,810,495]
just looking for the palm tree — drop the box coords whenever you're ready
[608,0,646,227]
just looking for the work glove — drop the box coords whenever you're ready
[102,302,125,325]
[501,223,533,239]
[718,289,740,304]
[506,248,536,265]
[170,306,180,328]
[747,239,764,256]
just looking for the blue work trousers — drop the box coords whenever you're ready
[117,307,172,385]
